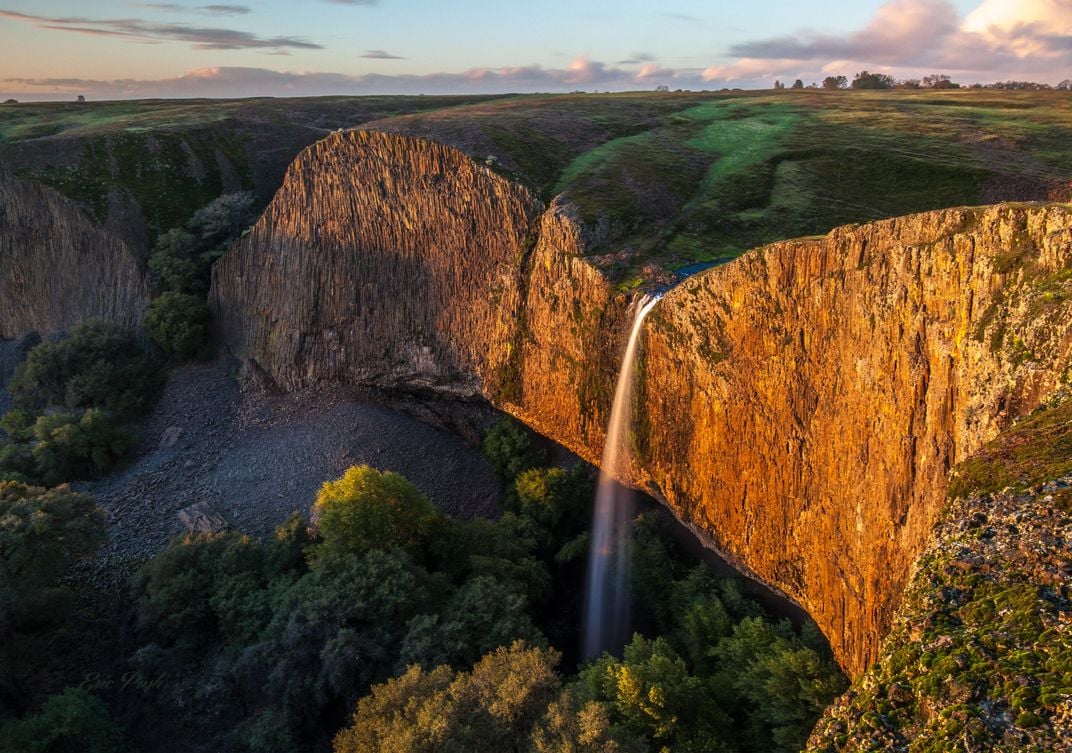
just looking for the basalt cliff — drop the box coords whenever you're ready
[209,130,1072,682]
[0,175,151,339]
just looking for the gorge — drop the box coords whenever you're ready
[3,91,1072,750]
[209,128,1072,678]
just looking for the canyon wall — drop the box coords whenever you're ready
[209,130,1072,675]
[635,207,1072,675]
[0,175,151,339]
[210,129,544,396]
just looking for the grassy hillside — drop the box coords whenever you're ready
[0,95,504,238]
[3,90,1071,276]
[366,89,1072,278]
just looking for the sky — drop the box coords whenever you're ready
[0,0,1069,100]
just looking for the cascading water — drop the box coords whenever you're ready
[582,294,660,661]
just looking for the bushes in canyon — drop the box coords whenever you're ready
[147,192,257,297]
[0,322,159,485]
[128,463,557,751]
[0,413,846,753]
[586,516,847,752]
[335,513,847,753]
[0,688,129,753]
[143,292,208,361]
[8,321,159,418]
[0,482,131,751]
[144,191,257,361]
[481,417,550,481]
[333,642,645,753]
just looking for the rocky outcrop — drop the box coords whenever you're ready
[209,129,1072,677]
[0,176,151,339]
[806,400,1072,751]
[634,206,1072,676]
[210,130,544,395]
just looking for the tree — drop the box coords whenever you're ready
[334,642,567,753]
[897,79,922,89]
[75,95,85,103]
[481,418,548,481]
[791,79,804,89]
[0,687,129,753]
[30,409,130,485]
[773,80,785,90]
[144,292,208,361]
[922,73,958,89]
[851,71,894,90]
[0,483,105,704]
[312,465,440,556]
[147,229,200,293]
[822,75,848,90]
[8,321,159,419]
[2,99,16,105]
[1059,80,1072,91]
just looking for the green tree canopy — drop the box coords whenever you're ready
[7,321,159,419]
[312,465,440,556]
[143,291,208,361]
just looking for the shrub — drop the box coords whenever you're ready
[0,483,104,698]
[8,321,159,419]
[312,465,440,556]
[30,410,130,485]
[143,292,208,361]
[0,688,129,753]
[147,229,200,293]
[481,418,548,481]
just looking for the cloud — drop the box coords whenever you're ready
[706,0,1072,85]
[133,3,251,14]
[360,49,404,59]
[616,52,656,65]
[0,8,318,50]
[0,59,715,99]
[660,12,703,24]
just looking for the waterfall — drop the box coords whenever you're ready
[582,294,660,661]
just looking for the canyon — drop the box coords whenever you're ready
[210,130,1072,677]
[3,94,1072,746]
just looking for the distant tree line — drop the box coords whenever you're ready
[780,72,1072,92]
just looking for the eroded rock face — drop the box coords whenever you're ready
[210,130,544,395]
[636,206,1072,675]
[0,176,151,339]
[209,129,1072,676]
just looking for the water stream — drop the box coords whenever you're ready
[581,294,660,660]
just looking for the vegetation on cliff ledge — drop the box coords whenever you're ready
[807,399,1072,752]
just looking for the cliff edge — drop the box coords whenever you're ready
[0,175,151,339]
[209,130,1072,680]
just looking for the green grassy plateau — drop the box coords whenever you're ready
[3,89,1071,276]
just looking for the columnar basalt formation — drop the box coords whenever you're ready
[0,176,151,339]
[210,129,544,395]
[636,206,1072,675]
[209,129,1072,677]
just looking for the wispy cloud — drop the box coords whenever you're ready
[0,8,319,50]
[616,51,656,65]
[660,12,702,24]
[360,49,404,59]
[133,3,251,14]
